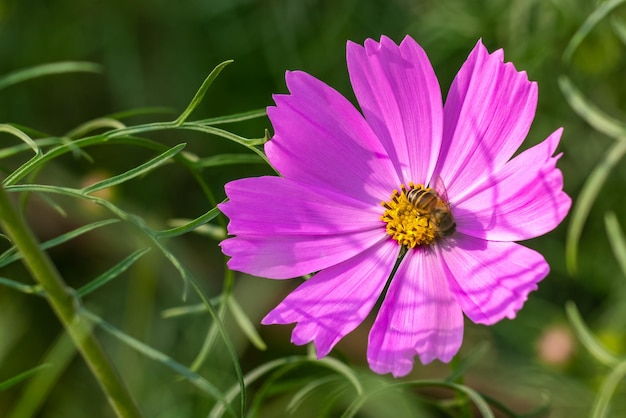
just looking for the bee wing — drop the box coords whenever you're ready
[429,174,452,206]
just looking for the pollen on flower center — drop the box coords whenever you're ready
[380,183,453,248]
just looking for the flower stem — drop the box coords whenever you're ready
[0,185,142,418]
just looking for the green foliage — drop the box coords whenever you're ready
[1,0,626,417]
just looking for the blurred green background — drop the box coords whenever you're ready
[1,0,626,417]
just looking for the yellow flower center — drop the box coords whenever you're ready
[380,183,454,248]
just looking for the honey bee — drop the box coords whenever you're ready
[406,176,456,238]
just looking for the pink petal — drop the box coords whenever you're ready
[347,35,443,185]
[220,228,386,279]
[439,235,548,325]
[262,239,400,357]
[453,128,571,241]
[437,40,538,198]
[266,70,398,205]
[368,248,464,377]
[220,176,381,237]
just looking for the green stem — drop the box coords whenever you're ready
[0,185,142,417]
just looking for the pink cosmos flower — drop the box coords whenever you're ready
[219,36,571,377]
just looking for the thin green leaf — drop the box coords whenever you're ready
[65,118,126,139]
[77,248,151,298]
[5,124,52,139]
[174,60,234,125]
[148,240,247,416]
[35,193,68,218]
[194,153,265,168]
[566,140,626,274]
[558,76,626,139]
[0,364,51,391]
[40,218,120,249]
[54,136,93,161]
[80,308,236,417]
[562,0,626,64]
[105,107,176,120]
[227,297,267,351]
[3,134,177,186]
[161,299,222,318]
[605,212,626,278]
[0,277,43,295]
[188,309,225,372]
[81,143,186,194]
[163,219,225,240]
[0,124,41,155]
[0,61,101,91]
[180,124,270,164]
[590,360,626,418]
[182,122,267,150]
[155,206,221,238]
[0,138,60,159]
[195,108,267,125]
[565,301,619,367]
[3,120,269,186]
[0,219,120,268]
